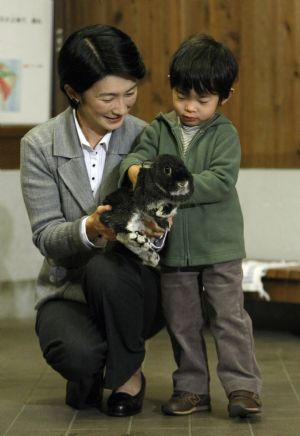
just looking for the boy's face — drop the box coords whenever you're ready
[172,88,223,126]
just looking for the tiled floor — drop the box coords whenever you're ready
[0,318,300,436]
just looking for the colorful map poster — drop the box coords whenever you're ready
[0,0,53,125]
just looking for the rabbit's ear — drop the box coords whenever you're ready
[134,167,147,199]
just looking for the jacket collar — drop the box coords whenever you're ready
[53,107,82,158]
[158,110,229,132]
[53,108,96,214]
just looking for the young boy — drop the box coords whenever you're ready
[119,34,262,418]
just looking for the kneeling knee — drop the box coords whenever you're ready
[43,339,99,381]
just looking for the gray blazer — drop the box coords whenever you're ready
[20,107,146,308]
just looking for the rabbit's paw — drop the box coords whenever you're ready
[127,232,152,251]
[142,251,160,267]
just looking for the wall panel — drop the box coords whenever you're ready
[51,0,300,168]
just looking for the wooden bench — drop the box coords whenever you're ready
[244,265,300,303]
[260,266,300,303]
[244,266,300,333]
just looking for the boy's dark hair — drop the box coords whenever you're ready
[169,34,238,100]
[58,24,145,108]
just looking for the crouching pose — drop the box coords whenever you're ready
[20,24,165,417]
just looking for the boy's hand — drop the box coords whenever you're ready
[143,217,165,238]
[128,164,141,187]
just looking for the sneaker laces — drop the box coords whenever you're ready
[229,390,261,406]
[174,391,206,406]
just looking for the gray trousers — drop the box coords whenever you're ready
[161,260,262,397]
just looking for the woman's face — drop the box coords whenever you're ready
[75,75,138,136]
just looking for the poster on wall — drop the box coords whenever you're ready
[0,0,53,125]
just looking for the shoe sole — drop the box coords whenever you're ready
[162,405,211,416]
[107,407,142,417]
[229,405,261,418]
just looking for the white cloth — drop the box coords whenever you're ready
[242,259,300,300]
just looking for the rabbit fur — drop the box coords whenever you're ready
[100,154,194,267]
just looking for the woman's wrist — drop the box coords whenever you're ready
[85,215,100,241]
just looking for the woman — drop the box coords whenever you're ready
[20,24,164,417]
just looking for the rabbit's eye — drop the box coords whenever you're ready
[164,166,172,176]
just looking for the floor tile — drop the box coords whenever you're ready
[0,319,300,435]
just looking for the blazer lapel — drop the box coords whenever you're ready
[101,127,122,176]
[54,109,96,215]
[58,159,96,214]
[98,125,125,202]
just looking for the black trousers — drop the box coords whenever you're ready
[36,249,164,390]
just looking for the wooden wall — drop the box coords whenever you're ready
[1,0,299,169]
[53,0,300,168]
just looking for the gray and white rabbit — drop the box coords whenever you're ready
[100,154,194,267]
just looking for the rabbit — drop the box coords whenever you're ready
[100,154,194,267]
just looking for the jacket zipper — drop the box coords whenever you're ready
[170,126,193,265]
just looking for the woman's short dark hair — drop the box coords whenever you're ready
[58,24,146,107]
[169,34,238,100]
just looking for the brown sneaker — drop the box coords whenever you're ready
[228,390,262,418]
[161,391,211,415]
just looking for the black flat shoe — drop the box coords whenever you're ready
[66,373,103,410]
[107,373,146,417]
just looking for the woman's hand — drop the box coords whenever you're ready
[86,205,116,241]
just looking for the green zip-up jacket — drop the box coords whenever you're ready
[119,110,246,267]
